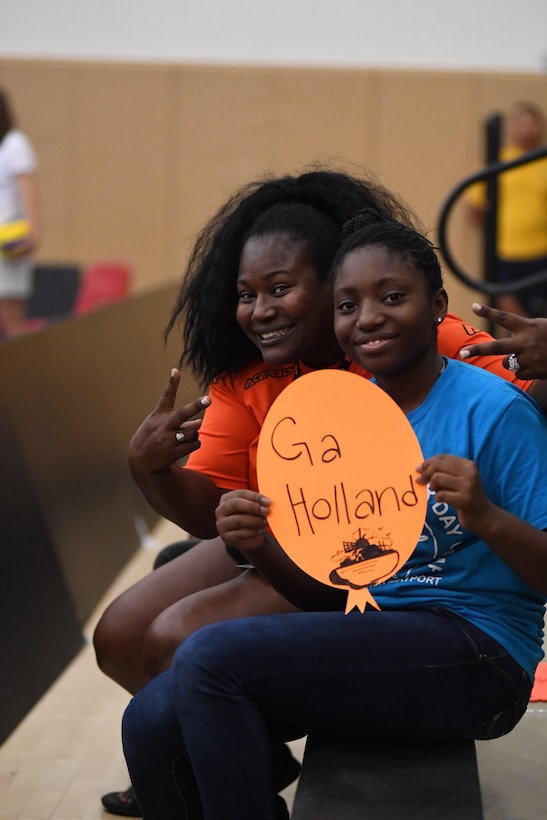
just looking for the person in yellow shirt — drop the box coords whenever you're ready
[467,101,547,318]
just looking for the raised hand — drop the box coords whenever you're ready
[459,303,547,380]
[128,368,211,475]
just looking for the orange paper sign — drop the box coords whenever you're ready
[257,370,427,613]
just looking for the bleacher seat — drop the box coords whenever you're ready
[73,261,132,315]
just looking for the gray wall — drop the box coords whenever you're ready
[2,1,547,72]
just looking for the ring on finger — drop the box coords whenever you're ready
[175,430,186,443]
[507,353,522,373]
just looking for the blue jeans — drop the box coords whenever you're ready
[122,608,531,820]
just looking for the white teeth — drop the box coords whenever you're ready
[260,329,289,341]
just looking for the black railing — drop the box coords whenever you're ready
[482,113,502,289]
[437,144,547,296]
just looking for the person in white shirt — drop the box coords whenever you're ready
[0,88,40,338]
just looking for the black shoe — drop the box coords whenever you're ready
[100,749,297,818]
[153,538,201,569]
[272,741,301,792]
[101,786,141,817]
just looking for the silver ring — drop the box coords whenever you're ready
[507,353,522,374]
[175,430,186,443]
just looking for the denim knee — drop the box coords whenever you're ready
[171,621,240,692]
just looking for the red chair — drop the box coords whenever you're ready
[73,261,132,315]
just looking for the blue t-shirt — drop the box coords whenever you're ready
[372,359,547,680]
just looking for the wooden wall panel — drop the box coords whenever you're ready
[171,66,402,290]
[71,64,175,287]
[373,71,486,319]
[273,69,372,170]
[373,72,473,226]
[161,71,187,282]
[175,66,279,268]
[2,58,547,320]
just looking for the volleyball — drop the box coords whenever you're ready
[0,220,30,256]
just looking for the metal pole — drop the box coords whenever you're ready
[483,113,502,334]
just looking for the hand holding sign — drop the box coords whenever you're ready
[257,370,427,613]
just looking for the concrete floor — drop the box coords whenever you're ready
[476,702,547,819]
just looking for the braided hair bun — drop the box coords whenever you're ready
[341,207,391,238]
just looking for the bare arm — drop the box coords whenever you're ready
[133,463,225,539]
[416,454,547,596]
[215,489,345,610]
[15,172,41,253]
[128,369,224,538]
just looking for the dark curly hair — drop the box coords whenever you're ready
[166,166,420,386]
[331,207,443,296]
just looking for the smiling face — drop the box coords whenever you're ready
[236,234,342,369]
[333,245,447,382]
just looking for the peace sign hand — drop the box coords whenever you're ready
[128,368,211,475]
[459,303,547,380]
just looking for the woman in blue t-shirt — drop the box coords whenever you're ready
[121,210,547,820]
